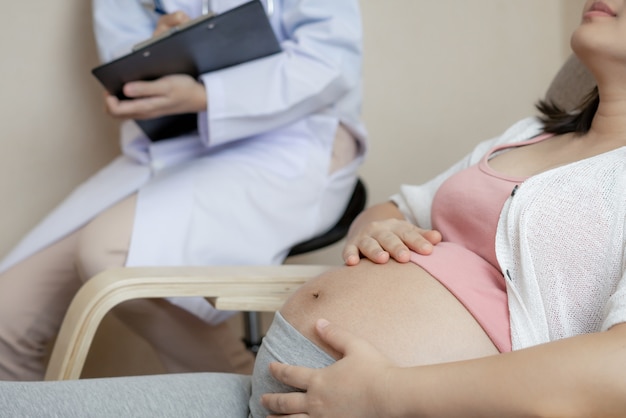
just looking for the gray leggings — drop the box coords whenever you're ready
[0,313,334,418]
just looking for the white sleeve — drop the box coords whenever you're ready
[198,0,363,146]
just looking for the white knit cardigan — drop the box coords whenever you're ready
[392,117,626,350]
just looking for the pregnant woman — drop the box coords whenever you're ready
[1,1,625,417]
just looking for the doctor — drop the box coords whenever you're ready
[0,0,367,380]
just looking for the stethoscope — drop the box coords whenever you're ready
[144,0,274,17]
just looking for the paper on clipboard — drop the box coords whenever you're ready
[92,0,281,142]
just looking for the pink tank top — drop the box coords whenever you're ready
[409,134,551,352]
[434,133,551,268]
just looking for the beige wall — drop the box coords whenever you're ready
[1,1,586,376]
[0,1,120,259]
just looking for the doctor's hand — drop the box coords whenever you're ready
[343,217,442,266]
[261,319,396,418]
[104,74,207,120]
[153,11,191,37]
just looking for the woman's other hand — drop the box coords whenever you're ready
[262,319,395,418]
[104,74,207,120]
[342,202,442,266]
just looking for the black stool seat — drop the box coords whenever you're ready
[287,178,367,256]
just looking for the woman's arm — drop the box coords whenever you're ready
[391,323,626,417]
[342,202,442,266]
[264,320,626,418]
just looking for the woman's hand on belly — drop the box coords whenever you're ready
[343,202,442,265]
[262,318,395,418]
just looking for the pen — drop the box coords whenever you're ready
[152,0,167,15]
[140,0,166,15]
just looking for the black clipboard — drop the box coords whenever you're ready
[92,0,281,142]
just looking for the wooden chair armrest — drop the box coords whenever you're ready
[45,265,332,381]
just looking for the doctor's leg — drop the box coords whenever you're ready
[0,233,83,380]
[75,194,255,375]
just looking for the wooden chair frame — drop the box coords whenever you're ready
[44,264,332,381]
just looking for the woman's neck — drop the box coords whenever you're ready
[587,87,626,143]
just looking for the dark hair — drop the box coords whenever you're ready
[535,86,599,136]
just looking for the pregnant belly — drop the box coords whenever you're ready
[279,257,500,367]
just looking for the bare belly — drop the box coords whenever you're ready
[280,259,499,367]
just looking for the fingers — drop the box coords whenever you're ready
[101,82,156,115]
[345,219,443,264]
[266,321,365,388]
[268,362,313,390]
[370,230,412,261]
[423,229,443,246]
[103,75,206,119]
[347,224,411,263]
[105,93,169,120]
[314,318,361,356]
[267,413,308,418]
[123,79,169,99]
[398,226,436,255]
[261,391,308,416]
[154,11,190,36]
[343,240,389,265]
[263,363,314,415]
[342,244,361,266]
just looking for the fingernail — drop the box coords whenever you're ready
[317,318,330,329]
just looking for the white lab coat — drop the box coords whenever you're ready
[0,0,367,324]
